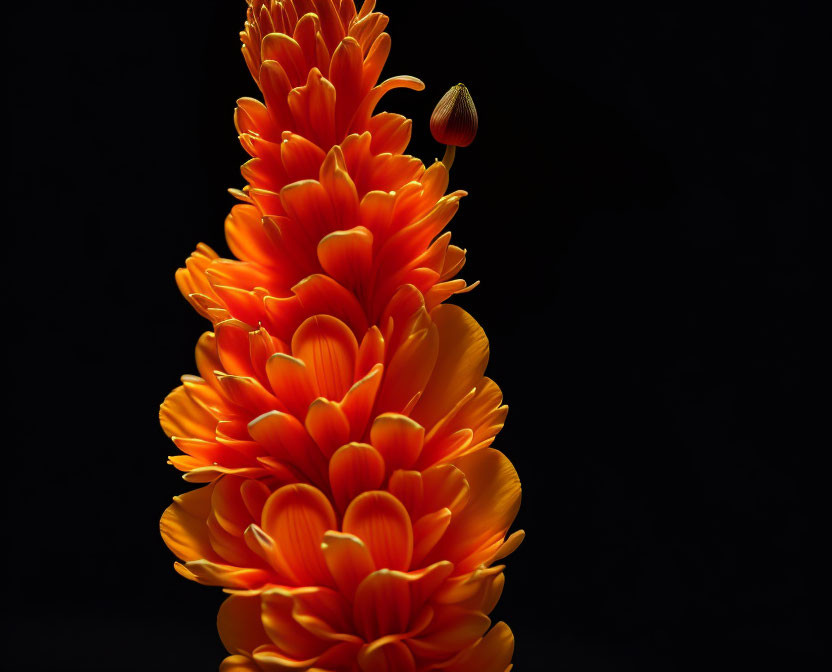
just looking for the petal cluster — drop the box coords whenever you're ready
[160,2,521,670]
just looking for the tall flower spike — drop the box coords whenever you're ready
[160,2,521,670]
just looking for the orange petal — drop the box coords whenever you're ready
[412,305,489,431]
[219,655,259,672]
[425,449,520,574]
[342,491,412,571]
[261,33,306,87]
[361,32,392,90]
[160,485,219,562]
[280,131,327,183]
[288,68,337,150]
[375,322,439,416]
[319,149,360,231]
[387,469,424,517]
[321,531,375,600]
[368,112,411,155]
[218,594,268,656]
[225,203,283,268]
[329,37,365,137]
[260,60,294,132]
[265,353,318,418]
[211,475,258,537]
[412,508,452,566]
[420,464,470,517]
[329,442,386,512]
[352,570,411,640]
[339,363,383,439]
[408,605,490,660]
[352,562,453,642]
[282,585,357,642]
[176,559,270,588]
[317,226,373,292]
[305,397,351,458]
[445,622,515,672]
[280,179,336,245]
[260,589,328,660]
[248,410,327,486]
[492,530,525,563]
[358,189,396,244]
[261,484,337,586]
[369,413,424,473]
[357,640,415,672]
[356,325,385,379]
[265,274,368,343]
[248,326,286,389]
[291,314,358,401]
[216,372,278,417]
[417,427,473,470]
[160,384,217,442]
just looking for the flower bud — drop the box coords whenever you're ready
[430,83,478,147]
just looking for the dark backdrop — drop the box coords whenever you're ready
[7,1,823,669]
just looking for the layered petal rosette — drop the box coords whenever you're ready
[160,1,522,670]
[162,446,520,670]
[161,292,505,485]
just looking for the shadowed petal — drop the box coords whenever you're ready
[329,442,386,512]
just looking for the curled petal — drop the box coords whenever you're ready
[160,484,218,563]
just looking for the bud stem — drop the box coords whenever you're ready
[441,144,456,170]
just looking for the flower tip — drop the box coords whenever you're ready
[430,82,478,148]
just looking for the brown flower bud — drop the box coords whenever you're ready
[430,83,478,148]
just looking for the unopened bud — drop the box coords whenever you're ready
[430,83,478,148]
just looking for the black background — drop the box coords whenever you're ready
[7,1,823,669]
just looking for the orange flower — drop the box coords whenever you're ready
[177,148,473,339]
[161,290,505,482]
[162,447,520,671]
[161,1,521,670]
[177,0,474,331]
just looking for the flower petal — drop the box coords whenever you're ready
[321,531,375,600]
[261,484,337,586]
[369,413,424,474]
[408,605,490,660]
[329,442,386,512]
[248,410,327,486]
[305,397,351,459]
[160,484,219,562]
[445,622,515,672]
[291,314,358,401]
[357,640,415,672]
[265,354,317,419]
[343,491,412,571]
[425,449,520,574]
[412,305,489,431]
[218,594,268,656]
[260,588,329,660]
